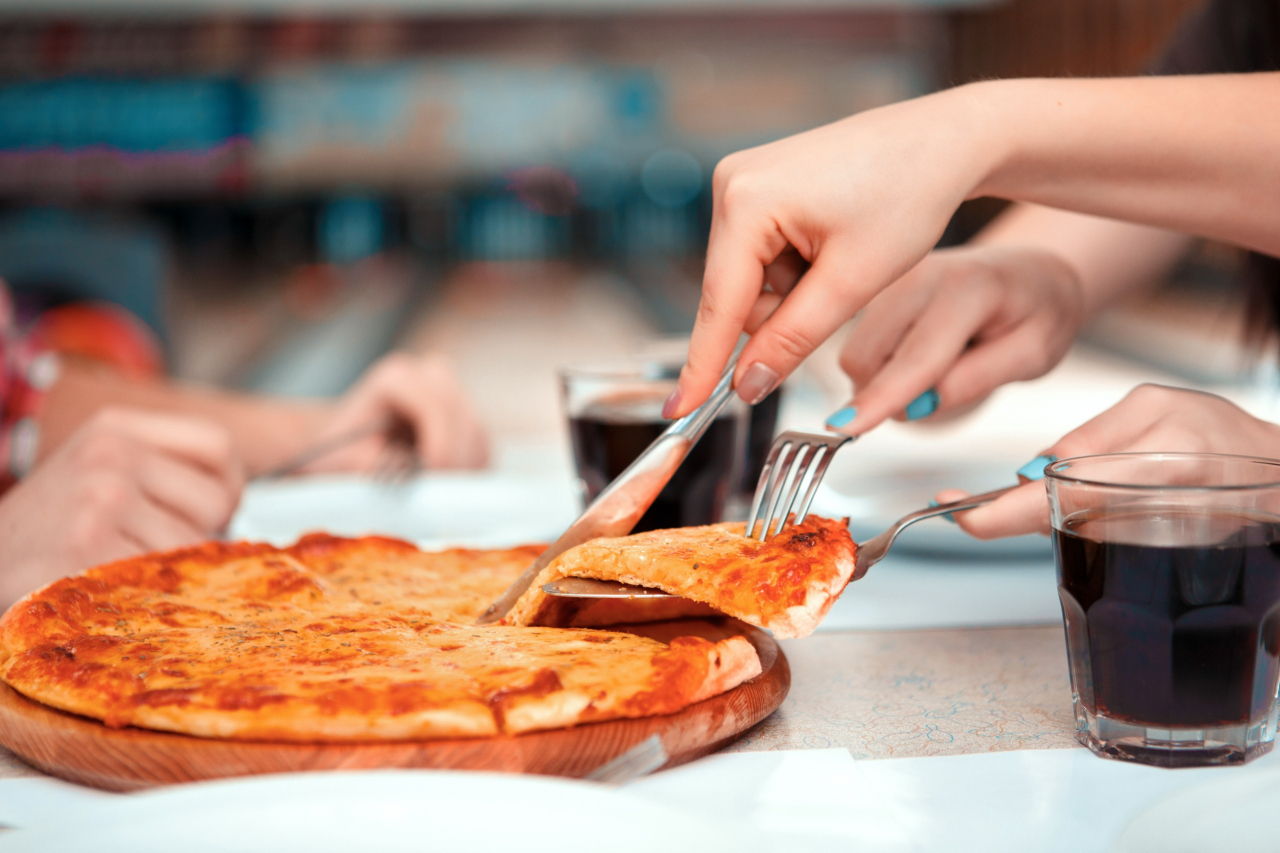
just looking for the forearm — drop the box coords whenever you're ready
[38,359,329,475]
[975,204,1192,318]
[970,74,1280,257]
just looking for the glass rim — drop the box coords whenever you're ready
[558,361,679,382]
[1044,451,1280,492]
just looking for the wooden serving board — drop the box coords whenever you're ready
[0,619,787,791]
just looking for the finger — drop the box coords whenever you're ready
[935,320,1062,413]
[944,481,1052,539]
[674,213,781,416]
[121,493,209,553]
[830,278,1003,434]
[734,245,869,405]
[743,292,783,335]
[136,451,240,534]
[1044,384,1185,460]
[762,247,808,297]
[90,408,243,492]
[837,264,938,388]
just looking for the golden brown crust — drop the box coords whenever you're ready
[0,535,760,741]
[505,517,856,638]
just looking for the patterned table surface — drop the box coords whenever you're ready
[0,624,1079,780]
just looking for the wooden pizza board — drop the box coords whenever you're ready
[0,619,787,791]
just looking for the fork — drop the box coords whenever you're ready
[258,413,419,485]
[539,430,1019,604]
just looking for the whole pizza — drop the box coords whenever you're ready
[0,519,854,742]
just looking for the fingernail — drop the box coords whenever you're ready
[825,406,857,430]
[1016,454,1058,481]
[928,498,957,524]
[905,388,939,421]
[737,362,780,406]
[661,388,682,419]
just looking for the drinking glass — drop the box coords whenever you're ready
[1047,453,1280,767]
[560,359,748,533]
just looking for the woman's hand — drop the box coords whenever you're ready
[0,408,244,608]
[829,245,1085,434]
[306,352,489,473]
[666,84,1000,417]
[943,385,1280,540]
[669,73,1280,418]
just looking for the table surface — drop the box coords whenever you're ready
[0,623,1079,781]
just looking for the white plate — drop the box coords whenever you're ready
[0,770,762,853]
[230,472,579,549]
[813,461,1052,559]
[1114,763,1280,853]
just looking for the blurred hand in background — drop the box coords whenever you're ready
[302,352,490,474]
[0,408,243,609]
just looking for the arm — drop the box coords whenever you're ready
[671,73,1280,417]
[974,204,1192,319]
[37,352,489,478]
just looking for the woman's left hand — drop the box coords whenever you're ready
[943,384,1280,539]
[307,352,490,473]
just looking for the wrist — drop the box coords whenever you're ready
[962,78,1046,202]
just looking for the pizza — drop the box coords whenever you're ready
[0,535,760,741]
[504,517,856,639]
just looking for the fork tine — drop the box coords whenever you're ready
[748,431,852,540]
[795,442,843,523]
[772,442,818,536]
[747,438,792,539]
[761,440,802,539]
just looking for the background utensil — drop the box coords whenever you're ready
[476,343,745,625]
[258,413,419,485]
[540,429,1018,604]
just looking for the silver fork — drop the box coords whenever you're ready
[745,430,852,540]
[584,734,669,784]
[258,413,419,485]
[539,430,1018,604]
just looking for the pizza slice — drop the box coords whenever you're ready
[503,516,856,638]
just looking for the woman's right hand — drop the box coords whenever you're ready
[830,244,1086,434]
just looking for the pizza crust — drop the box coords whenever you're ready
[504,517,856,639]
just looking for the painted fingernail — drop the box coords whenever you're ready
[737,362,780,406]
[905,388,940,421]
[825,406,857,430]
[1016,454,1058,481]
[928,499,957,524]
[661,388,682,419]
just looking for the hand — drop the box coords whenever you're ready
[831,245,1085,434]
[0,408,244,608]
[307,352,489,473]
[667,83,1000,416]
[941,385,1280,540]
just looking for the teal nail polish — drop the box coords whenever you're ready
[905,388,940,421]
[1017,454,1058,481]
[825,406,857,430]
[928,499,957,524]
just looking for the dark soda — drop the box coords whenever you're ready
[568,399,741,533]
[1055,508,1280,729]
